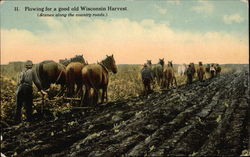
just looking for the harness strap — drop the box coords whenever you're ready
[99,63,109,73]
[55,69,63,84]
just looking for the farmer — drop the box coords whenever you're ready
[210,64,216,79]
[186,64,193,84]
[14,60,35,123]
[141,64,153,94]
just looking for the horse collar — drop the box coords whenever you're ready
[99,63,109,73]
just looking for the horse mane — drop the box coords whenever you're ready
[100,56,112,72]
[59,55,86,66]
[70,55,85,64]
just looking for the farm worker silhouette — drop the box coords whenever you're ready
[14,60,49,123]
[141,64,153,93]
[186,64,193,84]
[215,64,221,76]
[210,64,216,78]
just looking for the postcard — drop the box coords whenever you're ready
[0,0,249,156]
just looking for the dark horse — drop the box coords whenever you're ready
[81,55,118,106]
[66,62,87,97]
[152,58,165,87]
[197,62,205,81]
[146,59,165,87]
[32,60,66,110]
[59,55,85,66]
[32,60,66,91]
[163,61,177,89]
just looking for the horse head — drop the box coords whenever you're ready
[159,58,164,67]
[168,61,173,67]
[147,60,152,66]
[103,54,118,74]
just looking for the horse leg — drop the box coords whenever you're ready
[174,77,177,87]
[101,86,108,103]
[143,82,146,95]
[67,82,74,97]
[93,89,99,105]
[167,79,170,89]
[82,85,89,105]
[101,88,105,104]
[56,85,65,97]
[105,88,108,102]
[171,78,173,88]
[76,83,83,98]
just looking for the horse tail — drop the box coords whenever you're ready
[66,67,74,95]
[87,69,98,92]
[38,62,46,89]
[38,62,43,80]
[87,69,99,105]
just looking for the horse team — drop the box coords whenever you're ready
[32,54,117,106]
[141,59,222,94]
[31,55,222,105]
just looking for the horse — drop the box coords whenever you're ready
[146,59,164,87]
[66,62,86,97]
[197,62,205,81]
[59,55,86,66]
[152,58,165,86]
[32,60,66,110]
[81,54,118,106]
[163,61,177,89]
[177,64,187,76]
[146,60,152,67]
[32,60,66,91]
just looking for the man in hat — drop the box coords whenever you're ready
[141,64,154,94]
[186,64,193,84]
[14,60,34,123]
[210,64,216,79]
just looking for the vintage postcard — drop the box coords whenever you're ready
[0,0,249,156]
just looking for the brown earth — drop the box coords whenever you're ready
[0,69,249,157]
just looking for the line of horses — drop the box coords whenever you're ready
[30,55,222,105]
[141,59,222,94]
[31,54,117,106]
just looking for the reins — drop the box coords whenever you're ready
[55,68,63,84]
[99,62,109,73]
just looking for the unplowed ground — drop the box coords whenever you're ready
[1,69,249,157]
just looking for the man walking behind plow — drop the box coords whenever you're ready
[14,60,35,123]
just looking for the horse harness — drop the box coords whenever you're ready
[55,68,63,84]
[99,63,109,73]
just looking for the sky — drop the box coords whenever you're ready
[0,0,249,64]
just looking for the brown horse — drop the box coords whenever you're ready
[32,60,66,111]
[197,62,205,81]
[66,62,86,97]
[81,55,118,105]
[215,64,221,76]
[163,61,177,89]
[32,60,66,91]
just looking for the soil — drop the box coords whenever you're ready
[1,69,249,157]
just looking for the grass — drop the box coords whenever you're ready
[1,63,233,103]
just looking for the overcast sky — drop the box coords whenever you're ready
[1,0,249,64]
